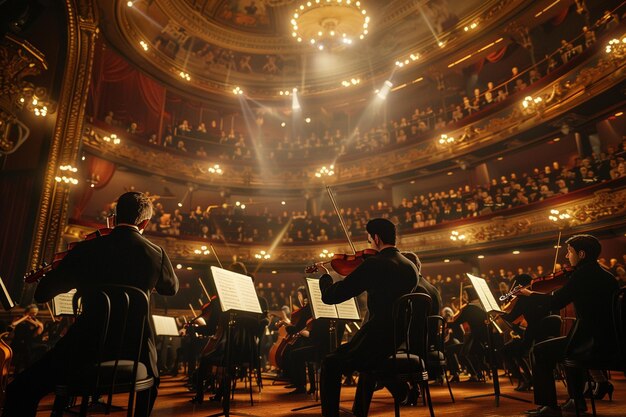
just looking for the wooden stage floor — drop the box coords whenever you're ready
[35,373,626,416]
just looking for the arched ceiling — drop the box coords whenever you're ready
[98,0,527,102]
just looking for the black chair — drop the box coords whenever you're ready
[359,293,435,417]
[534,315,563,343]
[561,287,626,417]
[426,315,454,403]
[52,285,154,417]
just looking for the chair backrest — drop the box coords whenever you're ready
[427,315,445,353]
[535,314,563,343]
[79,285,150,392]
[612,287,626,371]
[392,293,432,360]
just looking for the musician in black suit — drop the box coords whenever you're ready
[317,218,418,417]
[520,234,619,416]
[2,192,179,417]
[401,252,441,315]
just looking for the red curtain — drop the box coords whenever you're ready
[550,7,569,26]
[485,46,508,63]
[72,156,117,219]
[94,47,166,135]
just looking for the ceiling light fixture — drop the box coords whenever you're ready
[291,0,369,51]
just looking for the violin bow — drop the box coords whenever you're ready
[551,231,562,274]
[326,186,357,255]
[198,277,211,301]
[209,243,224,269]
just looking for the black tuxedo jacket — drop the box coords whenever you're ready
[34,226,179,378]
[320,247,418,370]
[535,261,619,362]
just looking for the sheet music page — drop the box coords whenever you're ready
[52,289,76,316]
[210,266,262,314]
[152,315,180,336]
[305,277,338,319]
[466,273,503,313]
[335,298,361,321]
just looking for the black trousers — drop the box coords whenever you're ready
[2,348,157,417]
[502,338,532,381]
[287,344,317,390]
[530,336,585,407]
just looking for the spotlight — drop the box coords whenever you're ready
[292,88,301,111]
[376,80,393,100]
[127,1,133,6]
[281,122,286,127]
[305,117,311,123]
[232,86,244,95]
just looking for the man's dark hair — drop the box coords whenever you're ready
[512,273,532,288]
[565,234,601,262]
[366,218,396,245]
[115,192,153,225]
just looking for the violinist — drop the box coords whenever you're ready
[499,274,551,392]
[520,234,619,416]
[317,218,418,417]
[9,305,45,373]
[2,192,179,417]
[281,286,320,395]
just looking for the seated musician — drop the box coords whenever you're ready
[317,218,419,417]
[519,234,619,416]
[500,274,551,391]
[2,192,179,417]
[192,262,268,404]
[283,286,340,395]
[449,288,489,382]
[9,305,45,374]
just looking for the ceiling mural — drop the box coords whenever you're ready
[106,0,523,99]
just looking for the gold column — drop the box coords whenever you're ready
[29,0,99,269]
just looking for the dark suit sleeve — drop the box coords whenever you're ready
[320,258,375,305]
[34,245,83,303]
[155,247,178,296]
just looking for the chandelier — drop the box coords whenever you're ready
[291,0,369,51]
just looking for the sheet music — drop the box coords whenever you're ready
[466,273,503,313]
[152,315,180,336]
[210,266,262,314]
[305,278,338,319]
[52,289,76,316]
[335,298,361,321]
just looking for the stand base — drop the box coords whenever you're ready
[465,392,531,407]
[206,411,260,417]
[291,402,353,414]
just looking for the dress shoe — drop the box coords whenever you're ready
[287,387,307,395]
[515,380,532,392]
[190,395,204,404]
[307,387,316,395]
[400,386,420,406]
[525,406,561,416]
[284,383,297,389]
[592,381,614,400]
[560,398,586,413]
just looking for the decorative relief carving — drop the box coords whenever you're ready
[30,0,99,270]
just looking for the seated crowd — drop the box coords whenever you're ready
[135,140,626,243]
[100,19,613,163]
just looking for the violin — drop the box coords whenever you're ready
[305,249,378,276]
[304,186,378,276]
[499,265,575,303]
[24,227,113,283]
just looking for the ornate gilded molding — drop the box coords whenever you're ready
[29,0,99,270]
[83,47,626,191]
[65,178,626,266]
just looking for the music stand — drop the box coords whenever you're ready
[291,277,361,413]
[463,273,530,406]
[206,266,263,417]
